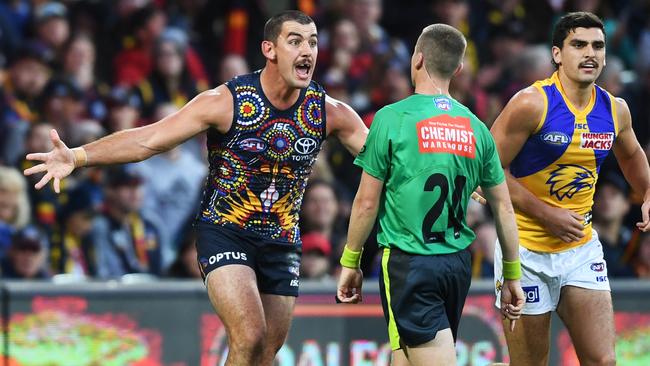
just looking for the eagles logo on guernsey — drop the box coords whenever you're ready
[510,72,619,252]
[198,71,326,243]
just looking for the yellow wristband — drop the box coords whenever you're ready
[339,245,363,269]
[72,147,88,168]
[503,259,522,280]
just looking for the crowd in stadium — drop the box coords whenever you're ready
[1,0,650,281]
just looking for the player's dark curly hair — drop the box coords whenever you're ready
[551,12,605,69]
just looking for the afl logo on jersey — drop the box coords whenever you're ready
[294,137,318,155]
[433,97,452,111]
[239,138,267,152]
[542,131,570,146]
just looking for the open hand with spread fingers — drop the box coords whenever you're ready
[23,129,76,193]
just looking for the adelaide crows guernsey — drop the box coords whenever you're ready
[510,72,619,252]
[198,71,326,244]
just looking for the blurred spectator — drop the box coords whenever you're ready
[501,44,553,104]
[134,28,205,120]
[1,42,53,165]
[39,77,85,142]
[113,4,167,86]
[92,166,163,278]
[130,103,206,268]
[104,86,142,133]
[300,232,332,280]
[633,231,650,278]
[0,225,50,279]
[450,55,494,123]
[217,53,250,84]
[300,180,343,251]
[593,172,636,277]
[62,34,108,122]
[166,227,201,279]
[470,222,498,278]
[0,166,31,258]
[33,2,70,59]
[49,186,98,277]
[20,123,62,228]
[597,55,625,95]
[0,166,31,234]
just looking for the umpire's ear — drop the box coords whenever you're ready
[262,40,276,61]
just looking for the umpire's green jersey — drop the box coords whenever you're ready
[355,94,505,255]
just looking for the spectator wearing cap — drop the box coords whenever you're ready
[134,27,206,121]
[91,166,163,279]
[299,232,333,280]
[0,42,52,165]
[39,77,85,142]
[49,186,99,277]
[33,2,70,58]
[593,171,636,277]
[1,225,50,279]
[104,86,142,133]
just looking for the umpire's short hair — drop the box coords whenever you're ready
[416,24,467,79]
[264,10,314,43]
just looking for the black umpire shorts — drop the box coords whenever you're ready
[195,221,302,297]
[379,247,472,350]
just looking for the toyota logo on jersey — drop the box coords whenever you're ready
[294,137,318,155]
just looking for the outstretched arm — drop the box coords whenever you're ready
[491,87,585,242]
[25,85,233,192]
[325,95,368,156]
[612,98,650,231]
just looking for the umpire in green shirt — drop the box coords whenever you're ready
[336,24,525,366]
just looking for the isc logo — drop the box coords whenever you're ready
[522,286,540,303]
[542,132,570,145]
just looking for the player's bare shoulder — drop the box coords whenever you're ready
[324,95,356,133]
[188,84,235,134]
[494,85,547,133]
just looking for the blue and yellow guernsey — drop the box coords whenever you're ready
[510,72,619,252]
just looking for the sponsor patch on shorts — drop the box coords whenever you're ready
[522,286,540,303]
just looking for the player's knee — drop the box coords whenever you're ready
[593,353,616,366]
[231,326,267,357]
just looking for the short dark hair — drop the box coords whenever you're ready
[552,12,605,69]
[415,24,466,79]
[263,10,314,43]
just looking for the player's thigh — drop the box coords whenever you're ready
[391,349,410,366]
[205,265,266,341]
[557,286,615,365]
[503,313,552,366]
[403,328,456,366]
[260,293,296,345]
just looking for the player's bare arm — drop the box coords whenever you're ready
[612,97,650,231]
[491,87,585,242]
[24,85,234,192]
[325,95,368,156]
[482,181,525,331]
[336,171,383,304]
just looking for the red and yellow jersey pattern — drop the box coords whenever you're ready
[510,72,619,252]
